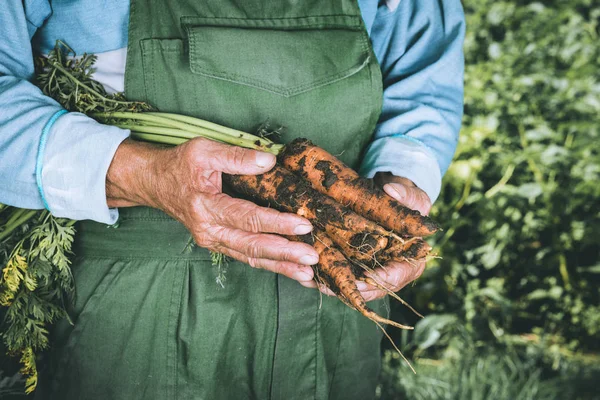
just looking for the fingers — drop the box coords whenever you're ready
[360,260,427,301]
[299,279,336,296]
[196,226,319,266]
[216,247,315,283]
[191,138,276,175]
[371,260,426,291]
[361,289,388,302]
[383,182,432,216]
[208,194,313,235]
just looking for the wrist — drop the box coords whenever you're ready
[106,139,165,208]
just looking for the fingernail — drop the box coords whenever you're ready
[299,254,319,265]
[255,152,275,168]
[293,223,313,235]
[387,183,406,200]
[356,281,369,290]
[293,268,313,282]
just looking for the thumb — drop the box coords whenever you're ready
[201,140,276,175]
[383,182,431,216]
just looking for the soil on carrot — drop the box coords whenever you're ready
[349,232,381,252]
[315,160,339,190]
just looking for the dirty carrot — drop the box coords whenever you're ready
[297,229,413,331]
[279,138,439,237]
[321,225,389,265]
[223,164,400,242]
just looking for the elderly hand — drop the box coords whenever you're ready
[306,172,432,300]
[360,172,432,301]
[106,138,319,284]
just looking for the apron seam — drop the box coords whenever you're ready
[268,274,280,400]
[73,256,212,261]
[327,305,348,399]
[166,261,186,399]
[314,295,320,400]
[117,217,178,221]
[181,14,361,22]
[124,0,137,98]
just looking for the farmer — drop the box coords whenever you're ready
[0,0,464,399]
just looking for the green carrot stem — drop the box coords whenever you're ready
[48,61,136,107]
[130,132,187,146]
[115,124,201,140]
[116,123,244,147]
[122,123,283,153]
[3,208,28,229]
[0,210,39,242]
[93,112,284,155]
[144,112,279,148]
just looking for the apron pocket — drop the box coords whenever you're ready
[137,14,382,169]
[182,15,371,97]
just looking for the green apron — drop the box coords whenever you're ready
[38,1,387,399]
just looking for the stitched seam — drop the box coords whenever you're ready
[74,256,212,261]
[116,217,180,221]
[181,15,362,24]
[140,41,153,101]
[314,293,320,400]
[36,109,68,210]
[328,304,348,399]
[189,57,369,97]
[166,263,184,399]
[124,0,137,97]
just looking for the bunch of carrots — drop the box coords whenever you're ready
[226,139,438,331]
[1,43,438,390]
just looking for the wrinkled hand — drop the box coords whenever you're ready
[106,138,319,284]
[307,172,432,300]
[361,172,432,301]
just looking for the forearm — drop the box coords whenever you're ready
[1,2,130,224]
[361,0,465,202]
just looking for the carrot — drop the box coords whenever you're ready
[293,229,413,331]
[378,237,432,264]
[279,138,439,237]
[224,165,401,243]
[322,225,388,265]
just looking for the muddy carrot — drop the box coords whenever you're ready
[223,165,399,242]
[279,138,439,237]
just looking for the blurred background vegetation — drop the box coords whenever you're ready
[2,0,599,398]
[379,0,600,399]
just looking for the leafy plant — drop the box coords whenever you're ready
[382,0,600,397]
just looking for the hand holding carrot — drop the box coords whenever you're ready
[300,173,432,300]
[360,173,432,301]
[105,137,319,283]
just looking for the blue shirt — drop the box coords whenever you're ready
[0,0,465,223]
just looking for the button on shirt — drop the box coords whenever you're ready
[0,0,465,224]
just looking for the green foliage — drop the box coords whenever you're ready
[379,336,600,400]
[34,41,153,114]
[0,42,157,394]
[382,0,600,397]
[0,210,75,394]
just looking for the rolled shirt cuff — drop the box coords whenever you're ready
[359,135,443,203]
[40,112,130,223]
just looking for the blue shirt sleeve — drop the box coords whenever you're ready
[359,0,465,203]
[0,0,129,223]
